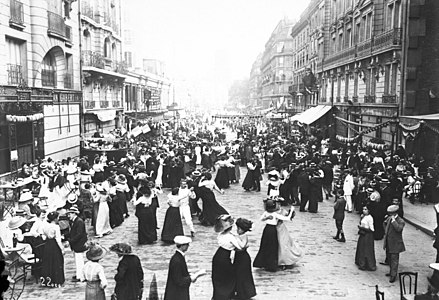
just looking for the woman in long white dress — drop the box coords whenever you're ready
[93,183,112,238]
[276,206,303,268]
[155,154,164,189]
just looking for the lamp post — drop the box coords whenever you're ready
[389,119,398,159]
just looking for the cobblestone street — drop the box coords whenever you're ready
[16,168,434,300]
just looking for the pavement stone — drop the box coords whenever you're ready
[9,167,437,299]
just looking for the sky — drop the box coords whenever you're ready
[124,0,311,106]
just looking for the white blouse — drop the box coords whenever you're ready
[360,214,375,232]
[260,211,290,225]
[217,232,241,251]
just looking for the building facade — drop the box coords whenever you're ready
[260,18,295,110]
[0,0,82,177]
[80,0,126,137]
[248,53,262,109]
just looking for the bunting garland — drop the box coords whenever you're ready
[6,113,44,122]
[359,120,391,135]
[364,140,388,150]
[336,134,361,144]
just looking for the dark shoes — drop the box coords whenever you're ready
[191,231,195,237]
[389,277,396,283]
[337,237,346,243]
[385,273,391,277]
[71,276,81,283]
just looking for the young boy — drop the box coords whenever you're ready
[333,184,347,242]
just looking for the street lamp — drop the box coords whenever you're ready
[389,119,398,158]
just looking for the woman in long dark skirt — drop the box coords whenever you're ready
[134,187,157,245]
[215,156,230,189]
[308,172,322,213]
[242,161,255,191]
[198,173,228,226]
[168,157,184,188]
[253,199,290,272]
[234,218,256,300]
[212,215,242,300]
[115,174,130,219]
[161,187,184,243]
[355,206,377,271]
[40,211,65,287]
[368,195,386,240]
[107,179,124,228]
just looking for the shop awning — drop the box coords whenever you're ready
[401,113,439,121]
[91,110,117,122]
[289,105,332,125]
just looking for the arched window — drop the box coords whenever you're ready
[83,29,91,52]
[104,37,111,58]
[42,52,56,87]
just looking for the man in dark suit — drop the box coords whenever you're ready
[164,236,205,300]
[383,205,406,283]
[110,243,144,300]
[67,205,88,282]
[298,167,311,212]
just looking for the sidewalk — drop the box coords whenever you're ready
[403,197,437,237]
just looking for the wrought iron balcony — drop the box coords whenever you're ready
[7,64,23,85]
[324,45,356,67]
[336,96,341,102]
[372,28,402,52]
[42,69,56,87]
[84,101,95,109]
[356,38,373,58]
[81,5,99,22]
[113,61,127,74]
[65,25,72,44]
[48,11,66,38]
[82,50,105,69]
[10,0,24,27]
[100,101,109,108]
[112,101,121,108]
[382,95,397,104]
[64,73,73,89]
[343,96,350,102]
[352,96,359,103]
[364,95,376,103]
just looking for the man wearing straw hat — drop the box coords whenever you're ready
[164,236,205,300]
[383,204,405,283]
[67,205,88,282]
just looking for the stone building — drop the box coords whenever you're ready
[80,0,126,137]
[0,0,82,177]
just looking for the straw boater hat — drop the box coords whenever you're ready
[86,243,107,261]
[39,162,48,170]
[67,205,80,215]
[117,174,127,184]
[174,235,192,245]
[192,170,202,177]
[8,216,26,230]
[387,205,399,214]
[214,214,234,233]
[80,170,91,175]
[67,193,78,204]
[66,165,77,175]
[109,243,132,255]
[96,183,105,193]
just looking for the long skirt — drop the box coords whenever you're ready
[234,250,256,299]
[161,206,184,243]
[227,167,236,183]
[234,165,241,182]
[85,280,105,300]
[95,201,112,236]
[355,231,376,271]
[215,167,230,189]
[212,247,236,300]
[241,170,254,191]
[92,202,99,231]
[198,187,228,226]
[277,222,303,266]
[40,239,65,287]
[136,205,157,244]
[108,198,124,228]
[253,224,278,271]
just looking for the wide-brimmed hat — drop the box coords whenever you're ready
[192,170,202,177]
[264,199,279,213]
[214,214,234,233]
[107,161,116,167]
[80,170,91,175]
[109,243,132,255]
[174,235,192,245]
[86,243,107,261]
[387,205,399,213]
[39,163,48,170]
[66,166,77,175]
[67,193,78,204]
[236,218,253,232]
[67,205,80,215]
[96,183,105,193]
[8,216,26,229]
[19,191,33,202]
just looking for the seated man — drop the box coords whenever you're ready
[415,265,439,299]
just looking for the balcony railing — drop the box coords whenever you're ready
[7,64,23,85]
[100,101,109,108]
[352,96,359,103]
[84,101,95,109]
[42,69,56,87]
[113,61,127,74]
[64,73,73,89]
[48,11,66,38]
[372,28,402,52]
[10,0,24,26]
[65,25,72,43]
[112,101,121,108]
[382,95,397,104]
[81,5,99,22]
[364,95,376,103]
[336,96,341,102]
[356,38,373,58]
[325,45,356,67]
[82,50,105,68]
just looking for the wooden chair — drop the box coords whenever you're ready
[376,285,385,300]
[0,237,26,300]
[399,272,418,300]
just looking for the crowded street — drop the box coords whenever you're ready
[7,164,436,300]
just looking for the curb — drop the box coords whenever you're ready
[403,216,435,238]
